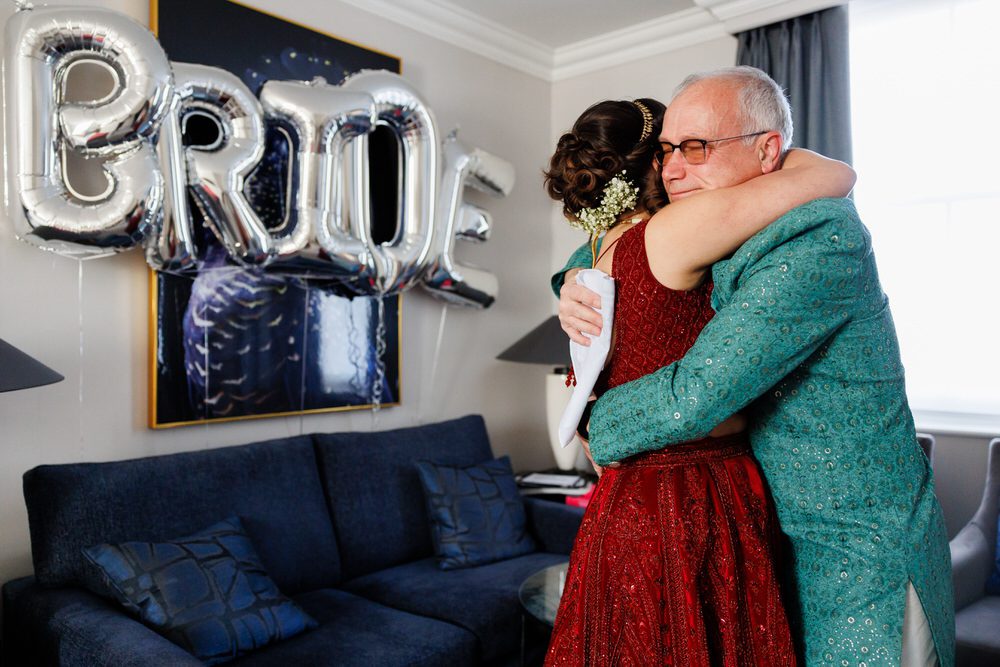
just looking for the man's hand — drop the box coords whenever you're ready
[559,268,603,346]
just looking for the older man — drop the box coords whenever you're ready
[555,67,953,666]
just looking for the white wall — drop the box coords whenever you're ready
[0,0,556,588]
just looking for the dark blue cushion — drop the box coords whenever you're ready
[416,456,535,569]
[313,415,494,579]
[83,517,316,665]
[343,552,568,663]
[24,435,340,595]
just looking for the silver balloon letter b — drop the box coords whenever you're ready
[2,6,173,257]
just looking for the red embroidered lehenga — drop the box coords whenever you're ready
[545,221,797,666]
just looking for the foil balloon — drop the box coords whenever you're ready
[341,70,438,296]
[454,203,492,243]
[146,92,198,273]
[259,77,377,283]
[165,62,273,267]
[2,6,172,257]
[422,132,514,308]
[1,6,513,309]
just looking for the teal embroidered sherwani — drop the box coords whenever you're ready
[554,198,954,666]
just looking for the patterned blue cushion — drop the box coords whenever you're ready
[82,516,317,664]
[415,456,535,570]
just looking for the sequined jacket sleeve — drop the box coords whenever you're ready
[587,198,868,465]
[550,241,596,297]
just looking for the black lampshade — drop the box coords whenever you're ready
[0,338,64,393]
[497,316,571,367]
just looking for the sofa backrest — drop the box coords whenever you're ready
[313,414,493,580]
[23,435,340,596]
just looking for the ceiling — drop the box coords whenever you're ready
[340,0,844,80]
[443,0,697,49]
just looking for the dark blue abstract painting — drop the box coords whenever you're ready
[152,0,401,426]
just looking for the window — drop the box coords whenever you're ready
[850,0,1000,433]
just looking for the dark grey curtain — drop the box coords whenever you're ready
[736,5,852,164]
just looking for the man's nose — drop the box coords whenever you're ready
[661,149,686,180]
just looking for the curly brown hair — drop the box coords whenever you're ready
[544,98,667,220]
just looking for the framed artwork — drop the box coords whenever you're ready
[149,0,402,427]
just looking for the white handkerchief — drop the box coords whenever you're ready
[558,269,615,447]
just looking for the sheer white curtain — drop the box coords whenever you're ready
[850,0,1000,432]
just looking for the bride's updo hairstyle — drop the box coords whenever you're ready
[545,98,668,219]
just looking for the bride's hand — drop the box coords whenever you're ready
[579,435,604,477]
[708,412,748,437]
[579,419,620,477]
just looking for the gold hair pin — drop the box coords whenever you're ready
[634,101,653,142]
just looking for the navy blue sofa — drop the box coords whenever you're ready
[1,415,583,666]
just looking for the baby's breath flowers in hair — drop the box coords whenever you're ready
[567,172,639,265]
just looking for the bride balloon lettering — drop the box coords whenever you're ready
[1,5,513,307]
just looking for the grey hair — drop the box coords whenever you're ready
[672,66,793,149]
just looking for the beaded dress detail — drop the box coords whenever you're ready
[545,221,797,666]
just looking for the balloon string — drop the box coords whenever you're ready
[77,259,84,455]
[370,296,387,419]
[201,300,209,420]
[347,300,363,395]
[298,282,309,436]
[422,303,449,423]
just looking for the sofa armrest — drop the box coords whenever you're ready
[523,497,584,555]
[950,523,993,612]
[3,576,202,667]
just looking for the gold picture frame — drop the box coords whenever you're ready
[148,0,403,428]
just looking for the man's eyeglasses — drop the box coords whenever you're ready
[653,131,768,167]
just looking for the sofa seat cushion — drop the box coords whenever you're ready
[24,435,340,596]
[956,595,1000,666]
[2,576,205,667]
[230,588,477,667]
[83,517,316,665]
[343,552,568,663]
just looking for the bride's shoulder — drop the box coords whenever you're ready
[594,220,642,272]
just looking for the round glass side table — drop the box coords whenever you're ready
[518,561,569,664]
[519,561,568,626]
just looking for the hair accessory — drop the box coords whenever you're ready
[634,101,654,142]
[566,172,639,265]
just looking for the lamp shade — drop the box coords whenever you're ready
[0,338,64,393]
[496,316,570,367]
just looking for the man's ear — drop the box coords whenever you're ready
[758,132,783,174]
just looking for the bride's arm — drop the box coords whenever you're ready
[646,149,855,288]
